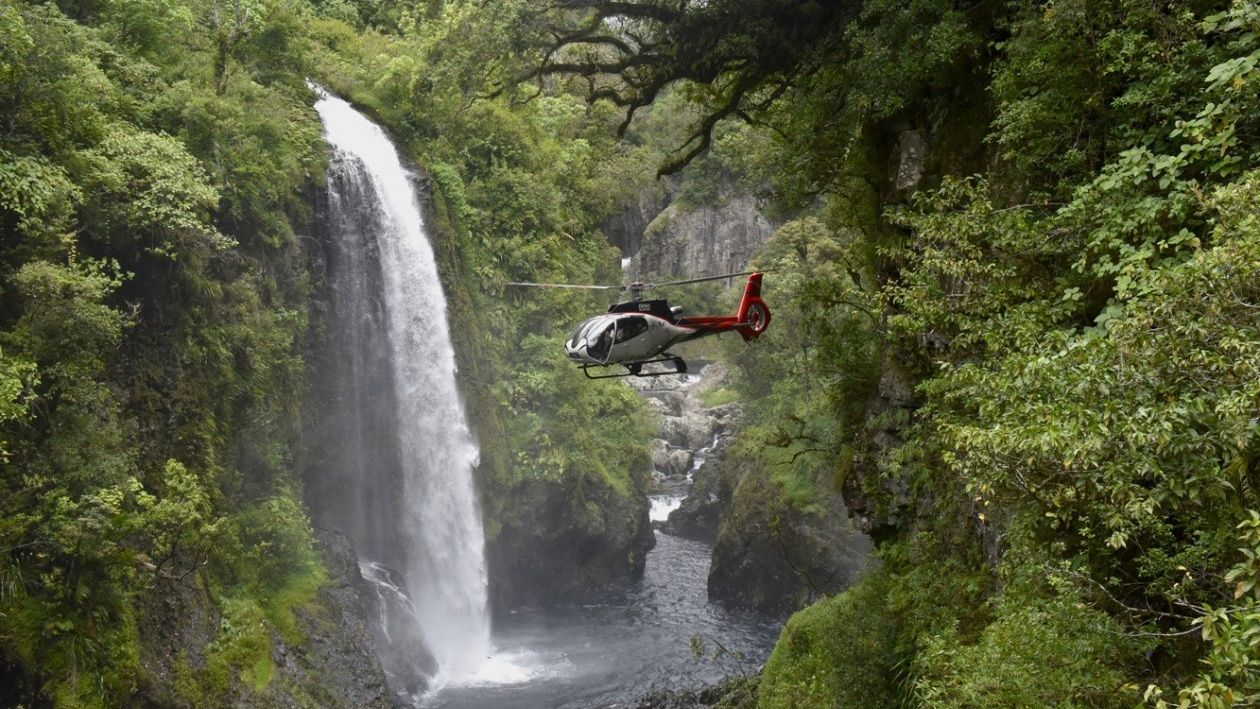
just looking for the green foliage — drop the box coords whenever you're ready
[0,352,35,459]
[234,495,321,590]
[204,595,274,692]
[1158,511,1260,707]
[722,213,880,512]
[0,0,328,702]
[498,337,653,494]
[698,386,740,409]
[631,0,1260,705]
[758,571,901,709]
[869,6,1260,699]
[914,593,1139,707]
[143,460,223,574]
[69,125,236,300]
[990,0,1215,186]
[2,0,1256,705]
[0,149,81,246]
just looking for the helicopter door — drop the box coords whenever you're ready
[610,316,649,361]
[614,316,648,343]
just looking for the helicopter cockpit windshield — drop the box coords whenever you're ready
[587,321,615,361]
[568,320,593,346]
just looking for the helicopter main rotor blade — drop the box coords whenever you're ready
[648,270,766,288]
[505,282,620,290]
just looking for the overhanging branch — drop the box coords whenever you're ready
[514,1,855,174]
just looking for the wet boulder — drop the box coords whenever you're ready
[358,560,438,703]
[666,449,694,478]
[661,414,712,450]
[707,455,871,616]
[133,529,392,708]
[650,438,673,473]
[661,445,733,543]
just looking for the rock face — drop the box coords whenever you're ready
[894,129,927,192]
[602,177,775,280]
[135,530,391,708]
[358,560,438,703]
[630,362,746,535]
[274,531,394,709]
[134,566,220,706]
[629,194,775,278]
[601,182,674,257]
[707,455,872,616]
[843,352,918,541]
[640,362,870,616]
[486,474,655,609]
[629,676,758,708]
[636,363,742,541]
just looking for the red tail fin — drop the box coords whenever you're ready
[735,273,771,342]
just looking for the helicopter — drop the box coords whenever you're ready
[507,271,771,379]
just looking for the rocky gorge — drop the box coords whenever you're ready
[631,358,872,618]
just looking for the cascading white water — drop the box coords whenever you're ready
[649,496,684,522]
[313,88,491,683]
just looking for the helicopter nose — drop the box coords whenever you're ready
[565,339,589,362]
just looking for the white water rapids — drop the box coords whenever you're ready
[313,88,529,695]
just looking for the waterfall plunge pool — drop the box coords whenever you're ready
[424,530,780,708]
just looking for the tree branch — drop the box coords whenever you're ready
[510,0,856,174]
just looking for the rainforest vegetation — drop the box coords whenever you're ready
[0,0,1258,706]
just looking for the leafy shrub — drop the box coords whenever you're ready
[914,593,1140,708]
[759,571,901,709]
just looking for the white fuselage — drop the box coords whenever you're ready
[564,312,694,365]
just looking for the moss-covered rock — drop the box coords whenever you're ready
[633,676,759,708]
[758,572,900,709]
[484,473,654,609]
[134,531,389,708]
[707,451,871,615]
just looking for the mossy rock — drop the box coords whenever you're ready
[758,572,900,709]
[708,451,871,614]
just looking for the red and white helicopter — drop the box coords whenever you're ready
[507,271,771,379]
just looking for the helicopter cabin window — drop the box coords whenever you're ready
[615,316,648,343]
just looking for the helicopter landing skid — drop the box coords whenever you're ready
[581,355,688,379]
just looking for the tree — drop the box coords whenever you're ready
[518,0,857,174]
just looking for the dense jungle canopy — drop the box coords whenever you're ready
[0,0,1258,706]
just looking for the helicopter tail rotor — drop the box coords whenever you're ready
[735,272,771,342]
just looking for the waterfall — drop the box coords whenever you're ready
[312,87,492,690]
